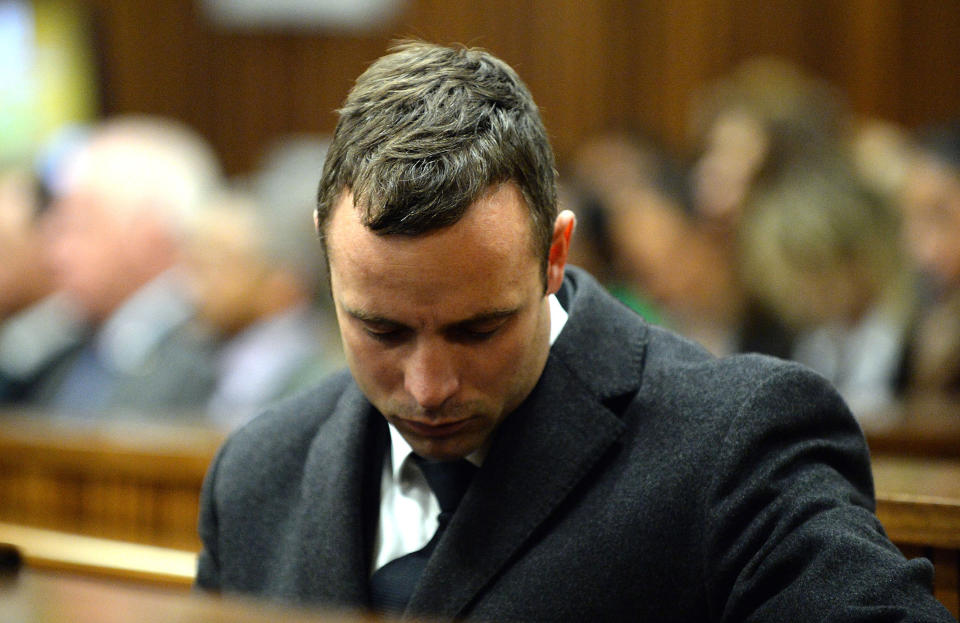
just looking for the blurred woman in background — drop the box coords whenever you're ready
[898,122,960,397]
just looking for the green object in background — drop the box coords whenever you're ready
[607,283,667,327]
[0,0,98,167]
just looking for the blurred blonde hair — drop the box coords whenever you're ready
[738,164,912,330]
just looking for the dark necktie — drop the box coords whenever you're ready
[369,455,477,615]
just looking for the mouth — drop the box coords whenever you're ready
[399,417,472,439]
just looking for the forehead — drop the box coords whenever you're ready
[326,183,540,312]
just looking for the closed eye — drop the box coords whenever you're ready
[369,329,408,343]
[448,317,511,343]
[361,322,412,344]
[452,328,498,343]
[343,303,519,345]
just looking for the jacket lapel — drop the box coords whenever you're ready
[280,382,386,607]
[408,267,649,619]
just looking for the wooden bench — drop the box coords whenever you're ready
[0,410,223,550]
[0,567,390,623]
[863,396,960,459]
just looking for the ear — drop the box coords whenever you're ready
[546,210,575,295]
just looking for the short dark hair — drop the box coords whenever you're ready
[316,41,557,274]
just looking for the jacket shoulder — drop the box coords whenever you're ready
[642,322,825,406]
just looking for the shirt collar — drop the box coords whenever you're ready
[548,290,568,344]
[387,292,568,477]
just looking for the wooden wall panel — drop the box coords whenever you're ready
[657,0,734,154]
[842,0,903,121]
[900,0,960,127]
[80,0,960,176]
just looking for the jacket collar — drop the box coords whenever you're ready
[550,266,650,401]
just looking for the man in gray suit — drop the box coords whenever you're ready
[39,115,222,414]
[197,42,953,621]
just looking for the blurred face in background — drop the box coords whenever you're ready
[45,189,130,320]
[0,170,52,317]
[43,121,214,323]
[691,110,768,227]
[183,204,266,337]
[900,153,960,292]
[45,186,174,322]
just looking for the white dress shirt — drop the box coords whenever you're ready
[373,294,568,571]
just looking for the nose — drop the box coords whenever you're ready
[403,340,460,411]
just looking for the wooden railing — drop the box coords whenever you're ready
[863,395,960,459]
[0,522,196,587]
[0,566,392,623]
[0,410,224,551]
[873,456,960,617]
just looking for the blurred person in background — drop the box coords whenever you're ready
[565,129,742,354]
[898,121,960,397]
[608,182,743,356]
[737,163,916,419]
[688,56,850,234]
[568,128,675,208]
[564,129,680,323]
[0,165,83,403]
[185,136,344,430]
[558,179,666,325]
[35,115,223,415]
[687,56,854,359]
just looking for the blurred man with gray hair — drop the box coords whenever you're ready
[38,115,222,414]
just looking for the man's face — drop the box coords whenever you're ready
[183,207,266,336]
[326,183,568,460]
[44,190,131,319]
[0,171,49,317]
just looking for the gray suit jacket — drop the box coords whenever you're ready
[197,267,952,621]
